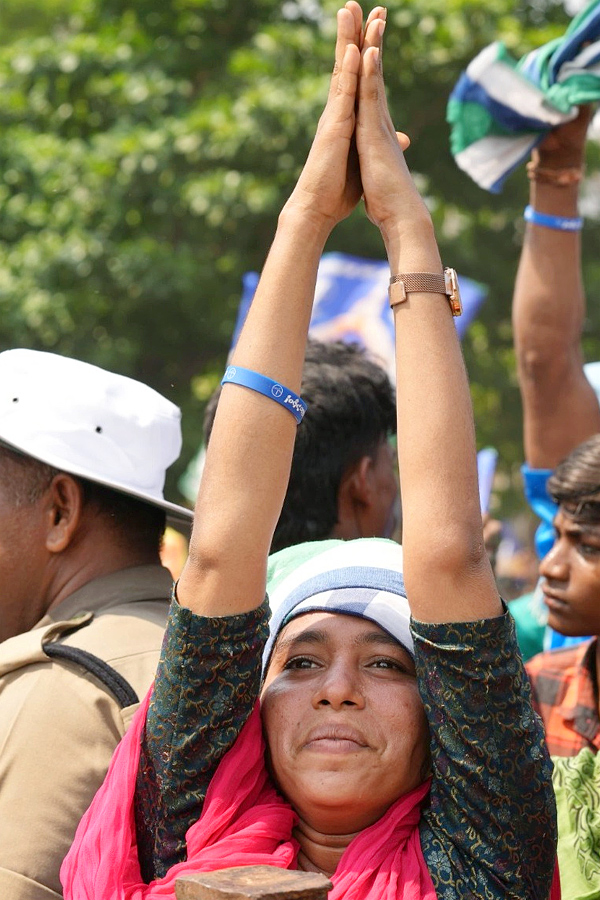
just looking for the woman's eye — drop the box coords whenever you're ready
[369,657,407,672]
[283,656,317,670]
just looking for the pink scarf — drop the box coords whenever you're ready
[61,691,437,900]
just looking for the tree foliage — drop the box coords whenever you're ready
[1,0,599,510]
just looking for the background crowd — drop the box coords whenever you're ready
[2,1,600,899]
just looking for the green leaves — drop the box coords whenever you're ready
[1,0,599,512]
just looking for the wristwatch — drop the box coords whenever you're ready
[388,268,462,317]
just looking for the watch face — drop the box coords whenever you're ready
[444,268,462,317]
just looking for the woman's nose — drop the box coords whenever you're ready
[313,662,365,710]
[540,540,569,582]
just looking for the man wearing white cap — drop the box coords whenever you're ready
[0,348,192,899]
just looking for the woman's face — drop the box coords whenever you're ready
[260,612,430,835]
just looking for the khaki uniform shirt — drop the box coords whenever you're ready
[0,564,173,899]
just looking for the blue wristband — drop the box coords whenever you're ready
[221,365,307,424]
[524,205,582,232]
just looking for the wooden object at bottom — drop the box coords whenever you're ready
[175,865,332,900]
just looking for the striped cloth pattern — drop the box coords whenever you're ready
[447,0,600,192]
[264,537,411,670]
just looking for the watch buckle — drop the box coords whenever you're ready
[388,278,407,307]
[444,268,462,317]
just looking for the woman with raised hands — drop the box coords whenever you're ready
[62,5,557,899]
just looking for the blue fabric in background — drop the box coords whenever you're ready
[232,253,488,383]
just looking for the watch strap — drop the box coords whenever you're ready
[389,272,446,297]
[388,268,462,317]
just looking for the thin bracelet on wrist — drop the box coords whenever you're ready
[524,205,583,232]
[526,161,584,187]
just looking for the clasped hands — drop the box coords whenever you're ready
[285,2,432,253]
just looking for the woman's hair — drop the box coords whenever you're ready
[548,433,600,524]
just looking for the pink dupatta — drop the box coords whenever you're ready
[61,691,437,900]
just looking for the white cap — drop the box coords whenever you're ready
[0,349,193,527]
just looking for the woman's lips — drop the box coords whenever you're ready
[303,726,368,753]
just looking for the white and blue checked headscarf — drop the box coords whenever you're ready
[264,538,410,672]
[448,0,600,192]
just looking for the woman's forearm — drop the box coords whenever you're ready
[388,223,501,622]
[178,210,331,617]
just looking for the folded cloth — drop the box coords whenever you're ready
[264,538,409,671]
[447,0,600,192]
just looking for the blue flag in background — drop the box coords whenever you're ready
[232,252,488,381]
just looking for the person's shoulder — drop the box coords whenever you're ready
[0,627,134,899]
[61,597,168,654]
[0,615,92,682]
[57,564,171,659]
[59,598,169,700]
[0,627,124,740]
[525,637,595,680]
[0,601,166,720]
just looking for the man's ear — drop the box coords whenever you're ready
[343,456,374,507]
[44,474,84,553]
[334,456,374,539]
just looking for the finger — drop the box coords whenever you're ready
[363,8,387,64]
[335,42,361,114]
[345,1,363,41]
[362,5,386,50]
[318,42,360,137]
[330,6,361,100]
[364,6,387,35]
[359,27,397,140]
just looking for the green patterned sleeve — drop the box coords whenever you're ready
[134,594,270,883]
[414,609,557,900]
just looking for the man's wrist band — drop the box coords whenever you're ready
[524,205,583,232]
[221,365,307,424]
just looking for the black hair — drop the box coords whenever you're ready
[548,433,600,525]
[203,339,396,552]
[0,443,59,506]
[0,442,166,556]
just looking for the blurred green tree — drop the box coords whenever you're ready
[1,0,599,511]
